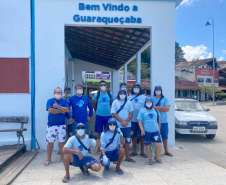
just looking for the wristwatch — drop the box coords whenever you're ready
[58,105,60,109]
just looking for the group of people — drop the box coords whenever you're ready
[44,80,172,183]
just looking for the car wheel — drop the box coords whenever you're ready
[175,131,180,139]
[206,134,216,139]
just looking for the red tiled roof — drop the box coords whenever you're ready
[176,85,203,90]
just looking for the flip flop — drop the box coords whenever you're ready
[83,170,90,176]
[116,169,124,175]
[44,161,51,166]
[154,157,162,164]
[165,152,173,157]
[62,176,70,183]
[129,153,138,157]
[104,167,110,171]
[148,161,153,165]
[140,153,148,158]
[125,158,136,163]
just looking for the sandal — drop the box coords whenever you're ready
[154,157,162,164]
[125,158,136,163]
[104,167,110,171]
[83,170,90,176]
[129,153,138,157]
[148,161,153,165]
[140,153,148,158]
[62,176,70,183]
[116,169,124,175]
[44,161,51,166]
[165,152,173,157]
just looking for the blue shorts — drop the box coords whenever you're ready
[99,148,119,163]
[144,131,162,145]
[161,123,168,140]
[72,122,89,136]
[70,154,99,168]
[95,115,112,133]
[120,127,131,144]
[131,122,143,138]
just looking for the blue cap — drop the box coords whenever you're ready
[76,123,85,128]
[108,118,117,124]
[155,85,162,90]
[145,97,152,102]
[120,82,127,87]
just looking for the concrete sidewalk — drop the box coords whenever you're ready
[11,146,226,185]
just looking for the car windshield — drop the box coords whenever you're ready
[175,101,205,111]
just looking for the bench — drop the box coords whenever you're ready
[0,116,29,148]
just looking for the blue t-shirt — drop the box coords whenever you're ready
[46,98,70,126]
[111,99,134,128]
[137,108,161,133]
[93,91,113,116]
[68,95,93,123]
[128,94,146,122]
[64,135,96,157]
[100,130,121,152]
[151,96,170,123]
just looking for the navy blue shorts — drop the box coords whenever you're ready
[161,123,168,140]
[95,115,112,133]
[120,127,131,144]
[144,131,162,145]
[99,148,119,163]
[70,154,99,168]
[131,122,143,138]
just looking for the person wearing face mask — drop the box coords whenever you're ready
[111,89,135,163]
[120,82,131,96]
[93,80,114,155]
[137,97,162,165]
[128,83,147,158]
[99,118,125,175]
[67,84,93,136]
[45,87,70,166]
[151,85,172,157]
[62,123,101,183]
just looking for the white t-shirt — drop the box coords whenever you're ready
[111,99,134,128]
[128,94,146,122]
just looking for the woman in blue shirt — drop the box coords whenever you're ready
[137,97,162,165]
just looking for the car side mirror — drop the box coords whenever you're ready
[205,108,210,112]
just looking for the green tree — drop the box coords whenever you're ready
[175,42,186,64]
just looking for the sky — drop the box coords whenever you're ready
[175,0,226,62]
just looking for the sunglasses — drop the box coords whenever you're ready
[77,127,85,130]
[100,85,106,87]
[108,123,117,126]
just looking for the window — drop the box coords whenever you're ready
[206,78,212,83]
[197,78,204,82]
[214,79,218,83]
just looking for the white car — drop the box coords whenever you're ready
[175,98,218,139]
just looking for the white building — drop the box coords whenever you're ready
[0,0,181,150]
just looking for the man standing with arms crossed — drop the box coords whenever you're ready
[93,80,113,154]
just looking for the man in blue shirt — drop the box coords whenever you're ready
[62,123,101,183]
[93,80,113,154]
[68,84,93,135]
[137,97,162,165]
[128,83,147,158]
[151,85,173,157]
[99,118,125,175]
[45,87,70,166]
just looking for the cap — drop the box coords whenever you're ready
[76,123,86,128]
[108,118,117,124]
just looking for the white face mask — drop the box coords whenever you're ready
[77,89,83,95]
[109,125,116,131]
[100,86,106,91]
[119,94,126,100]
[146,102,152,108]
[54,94,62,100]
[133,88,140,94]
[77,129,85,136]
[66,94,71,98]
[155,91,161,96]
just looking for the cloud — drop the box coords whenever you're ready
[182,44,212,61]
[180,0,198,6]
[222,50,226,55]
[218,57,224,61]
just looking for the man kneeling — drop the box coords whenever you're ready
[100,118,125,175]
[62,123,101,183]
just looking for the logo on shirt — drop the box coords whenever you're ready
[134,98,139,103]
[102,97,106,102]
[148,113,153,118]
[154,136,159,141]
[77,100,84,107]
[78,145,83,151]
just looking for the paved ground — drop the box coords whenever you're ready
[176,102,226,169]
[11,102,226,185]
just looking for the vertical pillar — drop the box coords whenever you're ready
[72,60,75,95]
[124,64,127,83]
[112,69,120,96]
[136,52,141,84]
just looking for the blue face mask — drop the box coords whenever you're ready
[77,129,85,136]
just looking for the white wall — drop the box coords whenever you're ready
[0,0,31,148]
[34,0,176,149]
